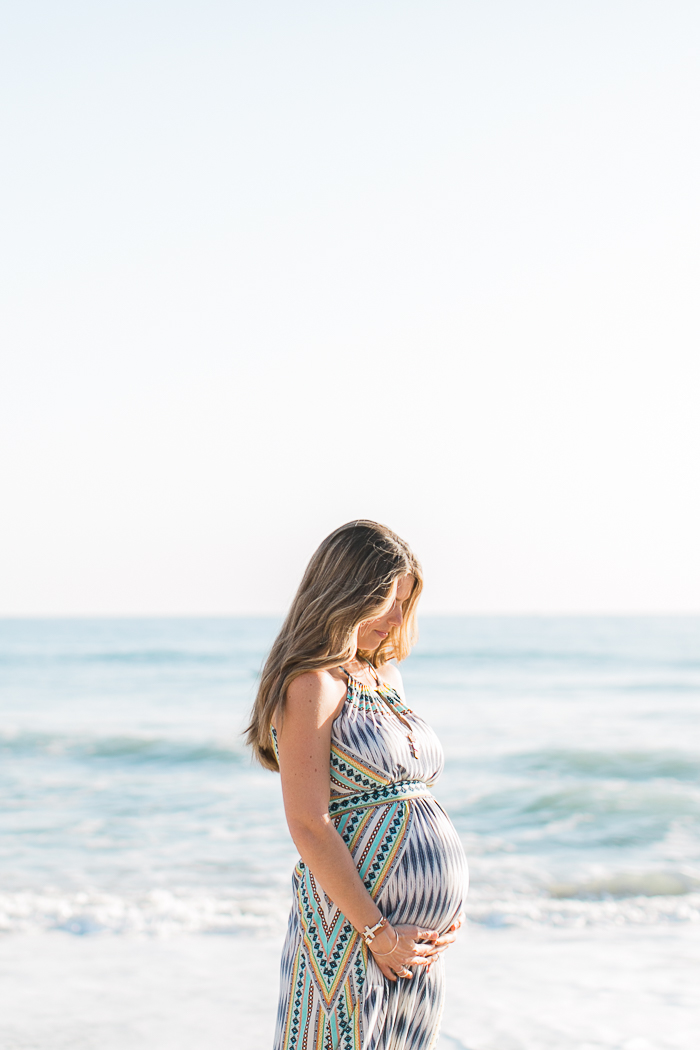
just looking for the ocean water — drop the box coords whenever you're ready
[1,616,698,939]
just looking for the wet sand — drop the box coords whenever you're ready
[1,924,697,1049]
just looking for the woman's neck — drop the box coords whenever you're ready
[344,655,376,685]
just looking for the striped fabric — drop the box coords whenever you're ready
[272,671,468,1050]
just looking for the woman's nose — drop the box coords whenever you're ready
[388,603,403,628]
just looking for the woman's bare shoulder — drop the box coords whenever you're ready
[285,668,347,721]
[376,660,406,699]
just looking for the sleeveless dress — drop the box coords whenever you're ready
[272,665,469,1050]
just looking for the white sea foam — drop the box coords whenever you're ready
[464,891,700,928]
[0,888,290,937]
[1,884,698,937]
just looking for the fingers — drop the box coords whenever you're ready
[413,940,440,955]
[398,953,429,967]
[414,928,439,942]
[392,954,440,978]
[377,955,442,981]
[433,931,457,948]
[373,920,461,983]
[415,947,443,962]
[420,945,447,959]
[377,962,411,981]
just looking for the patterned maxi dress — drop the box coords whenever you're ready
[272,665,469,1050]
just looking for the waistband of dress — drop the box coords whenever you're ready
[328,779,433,816]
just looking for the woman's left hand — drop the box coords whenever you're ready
[425,912,465,973]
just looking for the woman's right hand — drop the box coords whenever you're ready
[368,923,441,982]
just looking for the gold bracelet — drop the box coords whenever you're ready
[369,928,399,957]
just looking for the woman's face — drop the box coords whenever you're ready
[355,573,415,652]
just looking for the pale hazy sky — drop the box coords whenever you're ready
[1,1,698,615]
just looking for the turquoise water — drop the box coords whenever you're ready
[0,617,698,935]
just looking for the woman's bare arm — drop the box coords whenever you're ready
[276,669,441,979]
[276,670,384,934]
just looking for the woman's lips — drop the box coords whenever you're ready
[375,630,388,637]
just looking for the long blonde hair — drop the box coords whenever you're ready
[245,520,423,771]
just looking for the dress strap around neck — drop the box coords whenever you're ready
[337,662,379,685]
[364,661,380,684]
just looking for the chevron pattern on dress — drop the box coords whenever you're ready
[330,740,391,794]
[295,791,415,1011]
[273,668,468,1050]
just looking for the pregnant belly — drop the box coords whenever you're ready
[377,797,468,934]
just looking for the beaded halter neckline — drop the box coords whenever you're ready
[338,660,420,759]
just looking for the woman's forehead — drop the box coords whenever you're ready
[396,574,415,599]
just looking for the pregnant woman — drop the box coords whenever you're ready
[246,521,468,1050]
